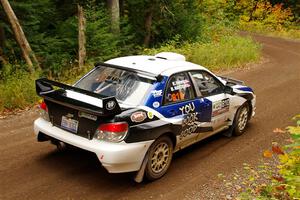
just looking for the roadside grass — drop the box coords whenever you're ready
[240,23,300,40]
[238,115,300,199]
[143,35,261,71]
[0,63,95,113]
[219,116,300,200]
[0,35,261,113]
[0,69,39,112]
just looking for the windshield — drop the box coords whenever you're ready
[75,66,153,106]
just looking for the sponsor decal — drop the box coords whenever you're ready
[170,80,191,91]
[153,101,160,108]
[166,91,185,102]
[78,111,97,121]
[147,111,154,119]
[179,102,195,115]
[179,113,199,140]
[212,98,230,117]
[178,102,199,140]
[106,100,116,110]
[131,111,147,123]
[151,90,163,98]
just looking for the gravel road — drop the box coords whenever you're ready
[1,34,299,200]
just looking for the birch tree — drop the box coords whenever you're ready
[107,0,120,34]
[78,4,86,69]
[0,0,39,72]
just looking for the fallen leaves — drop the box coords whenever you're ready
[263,150,273,158]
[273,128,286,134]
[0,105,34,119]
[272,175,285,182]
[275,185,286,191]
[272,142,285,155]
[263,142,285,158]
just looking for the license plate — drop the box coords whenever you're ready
[61,116,79,133]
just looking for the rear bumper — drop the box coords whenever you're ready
[34,118,153,173]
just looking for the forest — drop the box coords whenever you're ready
[0,2,300,199]
[0,0,299,112]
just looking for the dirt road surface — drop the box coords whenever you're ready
[1,34,299,200]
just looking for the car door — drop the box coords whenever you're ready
[156,72,202,147]
[189,70,230,131]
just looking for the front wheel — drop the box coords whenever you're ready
[145,136,173,181]
[233,103,250,136]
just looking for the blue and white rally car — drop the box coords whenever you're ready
[34,52,256,182]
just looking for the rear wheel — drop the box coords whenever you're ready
[145,136,173,181]
[233,103,250,136]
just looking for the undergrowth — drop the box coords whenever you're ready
[237,1,300,40]
[240,24,300,40]
[0,35,261,113]
[237,115,300,199]
[0,67,39,112]
[144,35,261,71]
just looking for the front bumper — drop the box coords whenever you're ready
[251,95,256,117]
[34,118,153,173]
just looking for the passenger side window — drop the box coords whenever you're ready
[164,72,195,104]
[190,71,223,97]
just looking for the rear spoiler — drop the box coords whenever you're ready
[36,78,122,116]
[95,62,164,82]
[218,75,244,86]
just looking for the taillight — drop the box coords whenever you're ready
[94,122,128,143]
[39,101,48,112]
[39,100,49,121]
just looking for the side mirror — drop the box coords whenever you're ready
[224,85,235,95]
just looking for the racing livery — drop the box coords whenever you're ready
[34,52,256,182]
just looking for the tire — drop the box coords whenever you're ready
[233,103,250,136]
[145,136,173,181]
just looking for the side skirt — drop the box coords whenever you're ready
[174,125,229,152]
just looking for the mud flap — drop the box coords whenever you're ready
[222,125,234,137]
[133,151,149,183]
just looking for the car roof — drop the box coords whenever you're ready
[105,54,208,77]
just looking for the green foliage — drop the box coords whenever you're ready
[0,65,39,112]
[236,0,300,39]
[126,0,204,45]
[85,7,119,61]
[85,4,135,62]
[0,0,271,113]
[238,116,300,199]
[144,35,261,71]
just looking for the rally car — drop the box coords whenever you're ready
[34,52,256,182]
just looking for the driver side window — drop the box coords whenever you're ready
[190,71,223,97]
[164,72,195,104]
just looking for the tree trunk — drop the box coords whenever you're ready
[119,0,124,17]
[78,4,86,69]
[0,0,40,72]
[107,0,120,34]
[0,23,7,65]
[0,50,7,66]
[143,9,153,47]
[0,23,5,49]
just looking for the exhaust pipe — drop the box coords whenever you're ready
[56,141,67,151]
[51,139,67,151]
